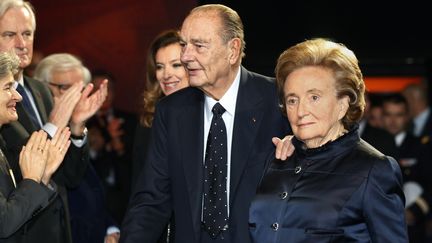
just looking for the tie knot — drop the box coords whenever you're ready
[212,103,225,117]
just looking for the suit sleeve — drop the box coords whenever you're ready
[120,105,172,243]
[363,156,408,243]
[0,179,56,237]
[51,143,90,188]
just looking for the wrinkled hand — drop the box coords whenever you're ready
[70,80,108,135]
[19,130,50,183]
[105,232,120,243]
[48,82,84,128]
[41,127,71,185]
[272,135,295,160]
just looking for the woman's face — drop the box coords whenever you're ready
[155,43,189,96]
[0,72,22,125]
[284,66,348,148]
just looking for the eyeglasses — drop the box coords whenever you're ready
[48,82,72,91]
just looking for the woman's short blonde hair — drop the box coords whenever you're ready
[275,38,365,129]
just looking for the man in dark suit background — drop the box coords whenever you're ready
[382,93,432,243]
[120,4,290,243]
[402,83,432,144]
[0,1,107,242]
[358,92,398,159]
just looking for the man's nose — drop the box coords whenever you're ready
[14,35,26,48]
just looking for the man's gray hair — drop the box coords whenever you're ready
[34,53,92,84]
[0,0,36,30]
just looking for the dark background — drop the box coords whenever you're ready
[31,0,431,113]
[199,0,430,77]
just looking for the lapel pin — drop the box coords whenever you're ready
[252,117,256,123]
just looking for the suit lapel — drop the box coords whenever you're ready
[229,67,265,205]
[178,93,205,238]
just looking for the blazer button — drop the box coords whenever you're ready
[294,166,302,174]
[271,222,279,231]
[279,192,288,200]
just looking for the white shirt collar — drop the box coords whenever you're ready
[205,67,241,117]
[394,131,407,147]
[15,75,24,88]
[414,108,430,136]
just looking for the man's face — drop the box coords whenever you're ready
[382,102,408,135]
[179,11,232,95]
[0,7,34,70]
[48,68,84,98]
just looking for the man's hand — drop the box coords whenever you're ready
[41,127,71,185]
[70,79,108,136]
[272,135,294,160]
[105,232,120,243]
[48,82,84,128]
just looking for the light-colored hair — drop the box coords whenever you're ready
[140,29,181,128]
[0,52,19,79]
[275,38,365,129]
[33,53,91,84]
[190,4,246,59]
[0,0,36,30]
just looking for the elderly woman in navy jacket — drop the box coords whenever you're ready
[249,38,408,242]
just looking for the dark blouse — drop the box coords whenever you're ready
[249,126,408,243]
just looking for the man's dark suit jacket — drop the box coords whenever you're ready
[0,76,89,243]
[360,122,399,159]
[68,164,118,243]
[120,67,290,243]
[0,136,56,242]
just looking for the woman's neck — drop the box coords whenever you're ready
[304,123,346,149]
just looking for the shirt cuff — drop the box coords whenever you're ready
[42,122,58,138]
[106,226,120,235]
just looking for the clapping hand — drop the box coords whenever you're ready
[19,130,50,183]
[48,82,84,129]
[41,127,71,185]
[70,79,108,136]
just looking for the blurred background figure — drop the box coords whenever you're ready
[88,69,137,225]
[381,93,432,243]
[366,93,384,128]
[358,92,398,159]
[402,83,432,143]
[131,29,188,243]
[34,53,119,243]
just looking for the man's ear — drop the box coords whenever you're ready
[228,38,241,65]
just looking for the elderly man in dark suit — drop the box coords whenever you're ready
[0,1,107,243]
[120,4,291,243]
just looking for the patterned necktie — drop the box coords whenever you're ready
[16,84,40,128]
[203,102,228,238]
